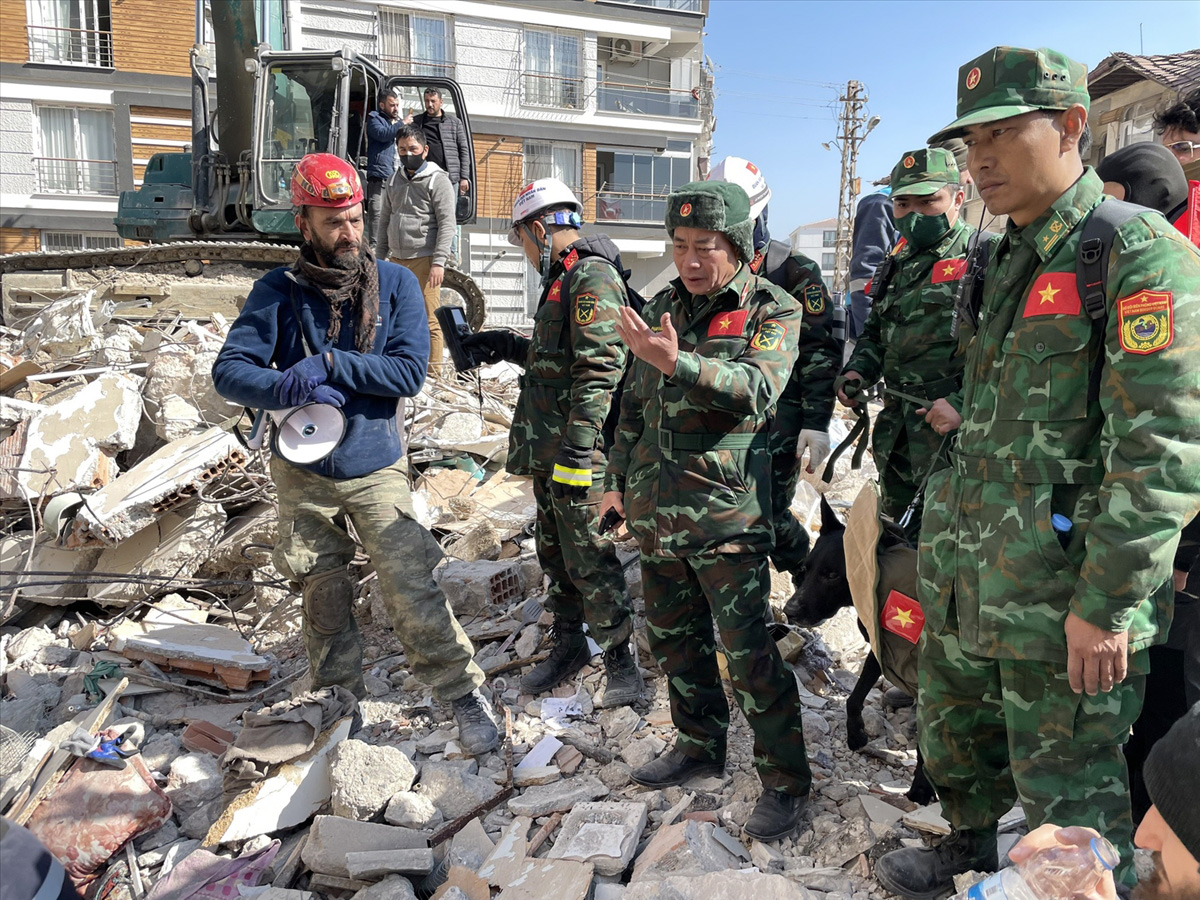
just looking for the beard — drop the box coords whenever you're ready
[1132,853,1200,900]
[312,231,362,270]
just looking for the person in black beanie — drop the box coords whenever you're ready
[1098,141,1190,224]
[1008,702,1200,900]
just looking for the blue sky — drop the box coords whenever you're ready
[704,0,1200,231]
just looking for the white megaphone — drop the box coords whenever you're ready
[265,403,346,464]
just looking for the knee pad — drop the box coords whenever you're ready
[302,570,354,636]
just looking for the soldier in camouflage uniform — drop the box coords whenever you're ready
[838,148,973,542]
[709,157,842,578]
[600,181,812,842]
[462,179,641,708]
[874,48,1200,898]
[212,154,499,755]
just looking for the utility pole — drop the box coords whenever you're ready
[830,81,878,297]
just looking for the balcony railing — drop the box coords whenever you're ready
[522,72,584,110]
[35,157,118,195]
[27,25,113,67]
[605,0,703,11]
[597,80,699,119]
[377,56,456,79]
[596,189,672,223]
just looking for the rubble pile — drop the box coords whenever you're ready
[1,293,1026,899]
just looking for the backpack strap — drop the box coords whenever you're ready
[1076,198,1143,321]
[951,231,998,339]
[762,240,792,289]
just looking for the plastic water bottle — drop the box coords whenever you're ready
[952,835,1119,900]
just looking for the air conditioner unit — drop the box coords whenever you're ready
[609,39,640,63]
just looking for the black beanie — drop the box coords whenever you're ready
[1143,701,1200,862]
[1096,142,1189,220]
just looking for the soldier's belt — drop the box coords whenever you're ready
[657,429,769,452]
[894,375,960,400]
[951,451,1105,485]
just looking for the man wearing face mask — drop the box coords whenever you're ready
[836,147,973,540]
[376,125,455,376]
[457,179,641,709]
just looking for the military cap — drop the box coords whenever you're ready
[665,180,754,263]
[890,148,961,198]
[929,46,1090,143]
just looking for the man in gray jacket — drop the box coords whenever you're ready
[377,125,455,375]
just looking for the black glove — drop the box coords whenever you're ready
[550,441,593,500]
[461,330,528,366]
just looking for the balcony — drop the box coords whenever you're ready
[604,0,703,11]
[27,25,113,67]
[596,189,670,223]
[523,72,584,110]
[376,56,456,79]
[35,157,119,195]
[598,80,699,119]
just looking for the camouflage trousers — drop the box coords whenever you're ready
[768,430,812,575]
[874,408,944,543]
[271,457,484,702]
[918,607,1144,886]
[532,476,633,648]
[641,551,812,795]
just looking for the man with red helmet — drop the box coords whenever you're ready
[213,153,498,755]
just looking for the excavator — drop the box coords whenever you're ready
[0,0,487,328]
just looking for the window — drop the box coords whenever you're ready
[35,106,116,194]
[524,141,582,196]
[822,230,837,248]
[597,39,698,119]
[26,0,113,67]
[379,9,454,77]
[523,28,582,109]
[40,231,122,252]
[604,0,703,11]
[596,147,691,222]
[821,252,836,270]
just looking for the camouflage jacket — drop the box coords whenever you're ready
[919,170,1200,662]
[506,240,628,477]
[752,247,840,435]
[604,264,802,557]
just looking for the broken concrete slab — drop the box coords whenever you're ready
[902,802,953,836]
[806,816,875,868]
[625,869,817,899]
[629,819,742,882]
[507,774,609,818]
[165,751,223,815]
[330,739,417,821]
[513,766,559,787]
[419,761,504,820]
[429,867,489,900]
[787,868,854,893]
[443,817,494,871]
[384,790,443,831]
[345,849,435,881]
[857,793,904,827]
[477,816,531,888]
[548,801,648,877]
[350,875,418,900]
[214,717,353,844]
[111,620,271,691]
[495,859,594,900]
[70,425,245,546]
[300,815,428,879]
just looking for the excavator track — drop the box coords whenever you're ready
[0,240,486,329]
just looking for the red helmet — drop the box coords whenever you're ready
[291,153,363,208]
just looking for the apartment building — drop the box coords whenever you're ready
[298,0,713,324]
[788,217,837,290]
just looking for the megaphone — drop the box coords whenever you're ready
[270,403,347,465]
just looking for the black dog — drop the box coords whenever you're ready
[784,496,935,804]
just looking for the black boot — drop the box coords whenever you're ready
[630,746,724,788]
[597,642,644,708]
[744,788,808,841]
[451,688,500,756]
[874,827,999,900]
[520,619,590,695]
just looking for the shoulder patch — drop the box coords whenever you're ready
[547,280,562,302]
[1022,271,1080,317]
[707,309,748,337]
[574,293,597,325]
[562,248,579,271]
[803,283,825,315]
[749,319,787,351]
[881,590,924,644]
[931,258,968,284]
[1117,289,1173,355]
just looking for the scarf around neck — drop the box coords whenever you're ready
[294,241,380,353]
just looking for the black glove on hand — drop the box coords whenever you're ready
[461,330,527,366]
[550,441,594,501]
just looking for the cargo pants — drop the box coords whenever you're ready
[271,457,484,702]
[918,606,1144,886]
[642,551,812,796]
[532,476,633,649]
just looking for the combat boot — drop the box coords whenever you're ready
[744,788,809,841]
[451,688,500,756]
[630,746,724,788]
[520,618,591,695]
[874,827,998,900]
[597,642,643,708]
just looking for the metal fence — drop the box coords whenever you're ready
[597,80,699,119]
[27,25,113,67]
[34,157,118,195]
[522,72,584,110]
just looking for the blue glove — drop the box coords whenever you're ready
[276,354,329,407]
[308,384,346,407]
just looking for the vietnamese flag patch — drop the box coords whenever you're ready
[1023,272,1080,317]
[547,280,562,302]
[931,258,968,284]
[707,309,748,337]
[881,590,924,644]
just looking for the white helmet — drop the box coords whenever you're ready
[507,178,583,246]
[708,156,771,220]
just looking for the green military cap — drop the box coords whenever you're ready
[890,147,961,198]
[929,46,1090,143]
[665,180,754,262]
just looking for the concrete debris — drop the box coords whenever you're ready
[329,739,417,820]
[384,789,444,830]
[350,874,418,900]
[111,620,272,691]
[549,800,648,876]
[630,820,743,882]
[506,774,609,817]
[495,859,594,900]
[301,815,426,879]
[345,848,435,880]
[625,870,817,899]
[420,760,505,820]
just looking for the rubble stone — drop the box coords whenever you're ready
[630,820,742,882]
[806,816,875,868]
[420,761,504,820]
[436,560,523,618]
[301,816,427,878]
[598,761,633,790]
[548,801,648,876]
[507,775,609,818]
[349,874,417,900]
[140,733,183,774]
[346,849,435,880]
[165,751,222,814]
[384,790,444,830]
[625,870,817,899]
[6,626,57,663]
